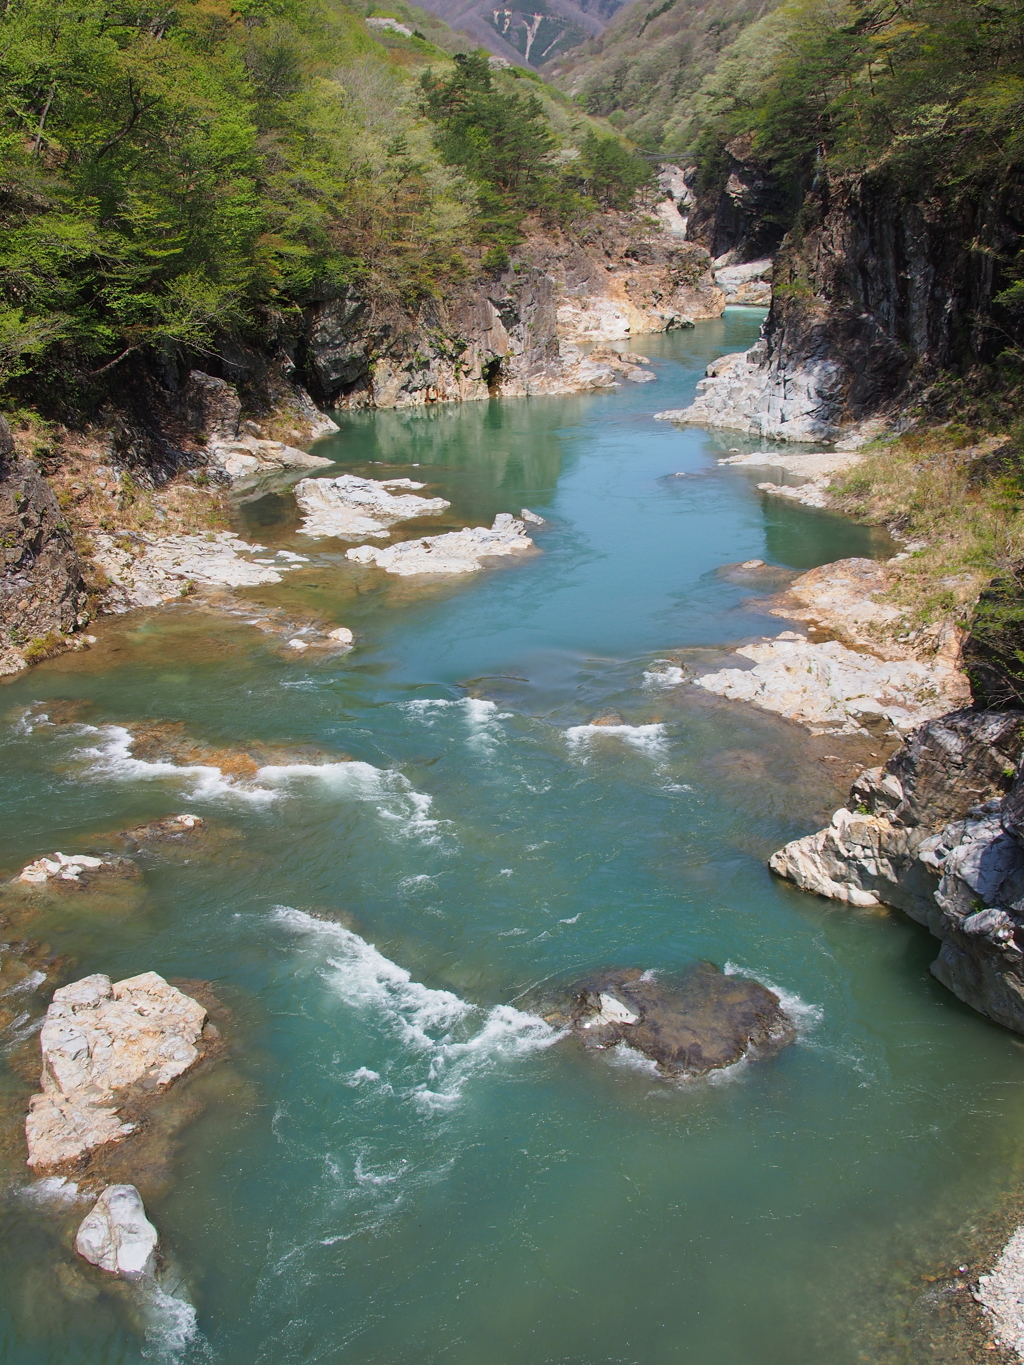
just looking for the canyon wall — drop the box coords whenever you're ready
[298,213,723,410]
[672,168,1024,441]
[0,418,89,676]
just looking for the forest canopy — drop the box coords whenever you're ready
[0,0,649,412]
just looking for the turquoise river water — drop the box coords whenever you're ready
[3,309,1024,1365]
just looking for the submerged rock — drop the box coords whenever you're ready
[542,964,795,1077]
[294,473,450,540]
[346,513,536,577]
[75,1184,158,1276]
[118,814,204,848]
[26,972,207,1171]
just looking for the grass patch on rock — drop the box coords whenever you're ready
[829,428,1024,629]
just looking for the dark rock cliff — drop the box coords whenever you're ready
[0,418,89,676]
[685,136,792,265]
[681,165,1024,440]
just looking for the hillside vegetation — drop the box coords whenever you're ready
[0,0,649,421]
[545,0,778,153]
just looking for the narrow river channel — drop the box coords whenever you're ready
[3,309,1024,1365]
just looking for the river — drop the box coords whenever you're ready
[2,309,1024,1365]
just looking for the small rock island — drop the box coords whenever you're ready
[540,963,796,1078]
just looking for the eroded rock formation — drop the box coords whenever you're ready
[294,474,451,540]
[346,513,536,576]
[0,416,90,675]
[25,972,208,1171]
[656,167,1024,442]
[75,1184,158,1277]
[770,709,1024,1031]
[301,215,721,409]
[687,557,969,737]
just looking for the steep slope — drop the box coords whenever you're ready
[544,0,779,152]
[412,0,627,68]
[651,0,1024,437]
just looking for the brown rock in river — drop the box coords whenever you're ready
[545,963,796,1077]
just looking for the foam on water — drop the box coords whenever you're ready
[141,1283,210,1364]
[273,907,560,1111]
[724,960,824,1037]
[16,1176,86,1207]
[0,969,46,998]
[564,723,668,759]
[256,761,444,843]
[72,729,444,840]
[643,663,687,688]
[76,726,279,804]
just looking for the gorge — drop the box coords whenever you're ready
[4,0,1024,1358]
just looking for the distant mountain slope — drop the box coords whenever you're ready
[410,0,628,68]
[543,0,778,151]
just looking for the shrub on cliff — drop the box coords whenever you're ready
[963,572,1024,710]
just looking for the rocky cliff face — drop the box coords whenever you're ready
[0,418,89,676]
[299,213,723,410]
[685,137,790,266]
[770,708,1024,1032]
[672,167,1024,441]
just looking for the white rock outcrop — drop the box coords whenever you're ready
[693,631,959,736]
[16,852,107,885]
[25,972,207,1170]
[769,797,913,907]
[293,474,450,540]
[655,343,845,442]
[93,531,304,611]
[978,1227,1024,1360]
[75,1184,158,1276]
[346,514,535,576]
[714,258,773,306]
[717,448,862,508]
[207,436,333,482]
[653,198,689,237]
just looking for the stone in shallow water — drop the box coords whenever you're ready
[75,1184,158,1276]
[25,972,207,1170]
[542,963,795,1077]
[346,513,535,577]
[294,473,450,540]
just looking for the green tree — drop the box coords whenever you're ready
[577,131,654,208]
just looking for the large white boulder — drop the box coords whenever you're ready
[75,1184,158,1276]
[26,972,207,1170]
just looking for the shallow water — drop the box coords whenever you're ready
[3,310,1024,1365]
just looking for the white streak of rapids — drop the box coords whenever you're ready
[273,907,562,1112]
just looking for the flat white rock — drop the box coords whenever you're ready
[208,435,333,482]
[346,514,535,576]
[16,852,107,885]
[93,531,303,611]
[294,474,450,540]
[692,633,960,735]
[76,1184,158,1276]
